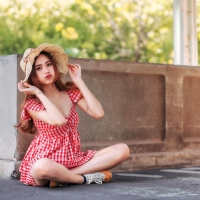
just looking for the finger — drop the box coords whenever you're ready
[23,81,28,85]
[18,82,24,91]
[70,63,80,69]
[19,81,28,91]
[68,66,73,73]
[23,82,31,87]
[18,83,22,92]
[74,65,79,71]
[75,64,81,68]
[68,63,75,67]
[69,64,76,70]
[69,65,76,73]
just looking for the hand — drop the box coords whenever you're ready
[68,63,81,83]
[18,80,40,95]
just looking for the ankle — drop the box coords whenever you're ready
[82,175,87,184]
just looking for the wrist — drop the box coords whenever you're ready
[35,91,43,96]
[74,78,84,87]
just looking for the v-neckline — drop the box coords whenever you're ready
[65,91,74,119]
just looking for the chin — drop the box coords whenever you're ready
[41,79,54,85]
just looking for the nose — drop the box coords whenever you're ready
[44,66,50,74]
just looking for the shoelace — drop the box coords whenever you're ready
[85,172,105,184]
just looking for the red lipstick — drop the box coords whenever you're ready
[45,75,52,79]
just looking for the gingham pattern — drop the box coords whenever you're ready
[19,89,96,186]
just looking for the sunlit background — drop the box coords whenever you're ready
[0,0,199,64]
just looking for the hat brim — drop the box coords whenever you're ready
[22,43,68,82]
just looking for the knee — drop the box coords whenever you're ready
[31,158,52,178]
[116,143,130,161]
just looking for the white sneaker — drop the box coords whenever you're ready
[84,170,112,184]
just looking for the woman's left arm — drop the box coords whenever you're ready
[69,64,104,118]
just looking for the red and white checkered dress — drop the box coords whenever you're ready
[19,89,96,186]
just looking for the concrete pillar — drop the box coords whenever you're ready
[0,55,18,178]
[173,0,198,66]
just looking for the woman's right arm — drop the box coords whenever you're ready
[18,81,67,126]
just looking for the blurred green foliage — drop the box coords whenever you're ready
[0,0,185,64]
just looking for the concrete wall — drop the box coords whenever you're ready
[0,55,18,178]
[1,54,200,178]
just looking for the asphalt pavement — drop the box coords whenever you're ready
[1,167,200,200]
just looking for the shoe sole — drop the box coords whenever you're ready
[50,181,68,188]
[50,181,57,188]
[101,170,112,182]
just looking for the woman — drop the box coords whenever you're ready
[16,43,130,187]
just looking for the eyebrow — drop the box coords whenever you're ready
[35,60,51,67]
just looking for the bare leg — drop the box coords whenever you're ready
[70,143,129,174]
[31,158,84,186]
[31,143,129,186]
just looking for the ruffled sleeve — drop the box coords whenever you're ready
[21,99,45,121]
[67,89,83,104]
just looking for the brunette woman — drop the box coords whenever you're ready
[16,43,129,187]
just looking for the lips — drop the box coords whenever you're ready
[45,75,52,79]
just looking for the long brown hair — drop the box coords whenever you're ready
[15,51,77,134]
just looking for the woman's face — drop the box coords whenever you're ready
[34,54,55,85]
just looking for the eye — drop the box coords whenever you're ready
[47,62,52,67]
[36,66,42,70]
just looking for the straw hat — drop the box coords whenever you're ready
[20,43,68,82]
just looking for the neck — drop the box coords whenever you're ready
[42,84,60,97]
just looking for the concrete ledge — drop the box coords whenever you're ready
[2,54,200,178]
[14,57,200,172]
[13,151,200,177]
[0,160,15,179]
[113,151,200,172]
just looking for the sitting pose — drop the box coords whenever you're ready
[16,43,130,187]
